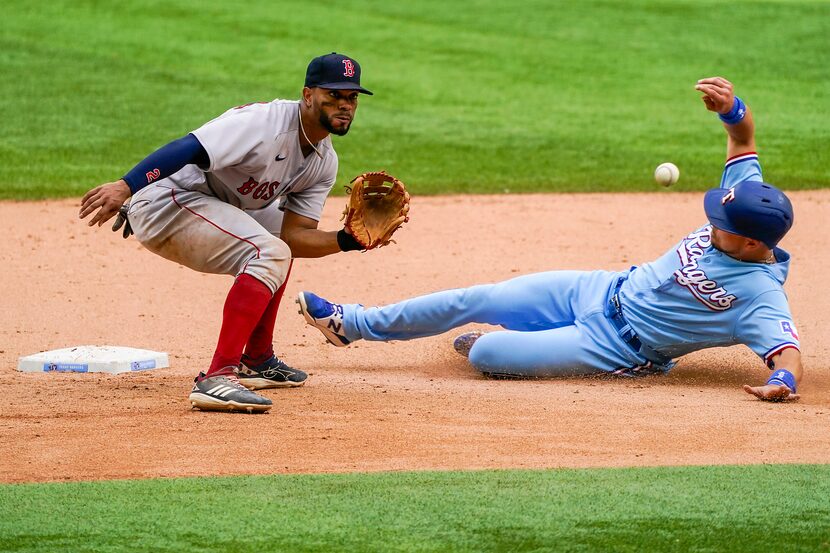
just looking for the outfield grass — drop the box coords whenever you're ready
[1,0,828,199]
[1,465,828,552]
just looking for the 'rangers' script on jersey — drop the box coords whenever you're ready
[674,227,736,311]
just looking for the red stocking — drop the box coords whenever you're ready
[206,273,273,377]
[243,261,293,365]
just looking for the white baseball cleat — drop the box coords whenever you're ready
[297,291,351,347]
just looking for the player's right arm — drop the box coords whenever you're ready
[736,294,802,402]
[79,134,209,227]
[79,179,132,227]
[743,347,802,402]
[695,77,756,160]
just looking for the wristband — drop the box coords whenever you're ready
[766,368,796,393]
[718,96,746,125]
[337,229,364,251]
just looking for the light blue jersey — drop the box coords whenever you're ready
[620,153,800,367]
[337,153,799,376]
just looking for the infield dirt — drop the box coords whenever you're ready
[1,193,828,483]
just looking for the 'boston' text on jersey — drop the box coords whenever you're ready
[236,177,281,201]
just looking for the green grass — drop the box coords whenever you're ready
[1,465,829,552]
[1,0,828,199]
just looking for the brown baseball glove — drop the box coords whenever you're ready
[342,171,410,250]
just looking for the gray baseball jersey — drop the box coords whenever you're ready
[173,99,337,222]
[128,100,336,292]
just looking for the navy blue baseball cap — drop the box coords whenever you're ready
[704,180,794,248]
[305,52,372,95]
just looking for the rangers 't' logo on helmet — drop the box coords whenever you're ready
[721,188,736,205]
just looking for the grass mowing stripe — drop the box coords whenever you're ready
[1,0,828,199]
[1,465,828,552]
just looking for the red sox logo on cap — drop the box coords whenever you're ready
[304,53,373,95]
[342,59,355,77]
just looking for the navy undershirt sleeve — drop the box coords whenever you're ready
[122,133,210,194]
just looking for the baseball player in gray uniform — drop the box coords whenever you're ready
[298,77,803,403]
[79,53,373,413]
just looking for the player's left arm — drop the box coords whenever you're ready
[279,210,346,258]
[695,76,756,160]
[279,166,366,257]
[743,347,802,402]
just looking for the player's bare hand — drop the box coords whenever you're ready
[742,383,800,402]
[695,77,735,114]
[79,180,132,227]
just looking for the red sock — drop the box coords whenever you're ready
[207,273,273,377]
[244,261,293,366]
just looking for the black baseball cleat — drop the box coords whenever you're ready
[237,355,307,390]
[189,371,272,413]
[480,371,526,380]
[452,331,484,358]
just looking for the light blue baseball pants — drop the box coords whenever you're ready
[341,270,648,376]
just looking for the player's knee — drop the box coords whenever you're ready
[260,236,291,263]
[467,344,489,373]
[468,335,511,375]
[246,237,291,292]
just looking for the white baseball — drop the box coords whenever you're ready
[654,162,680,187]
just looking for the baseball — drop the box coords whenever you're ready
[654,162,680,187]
